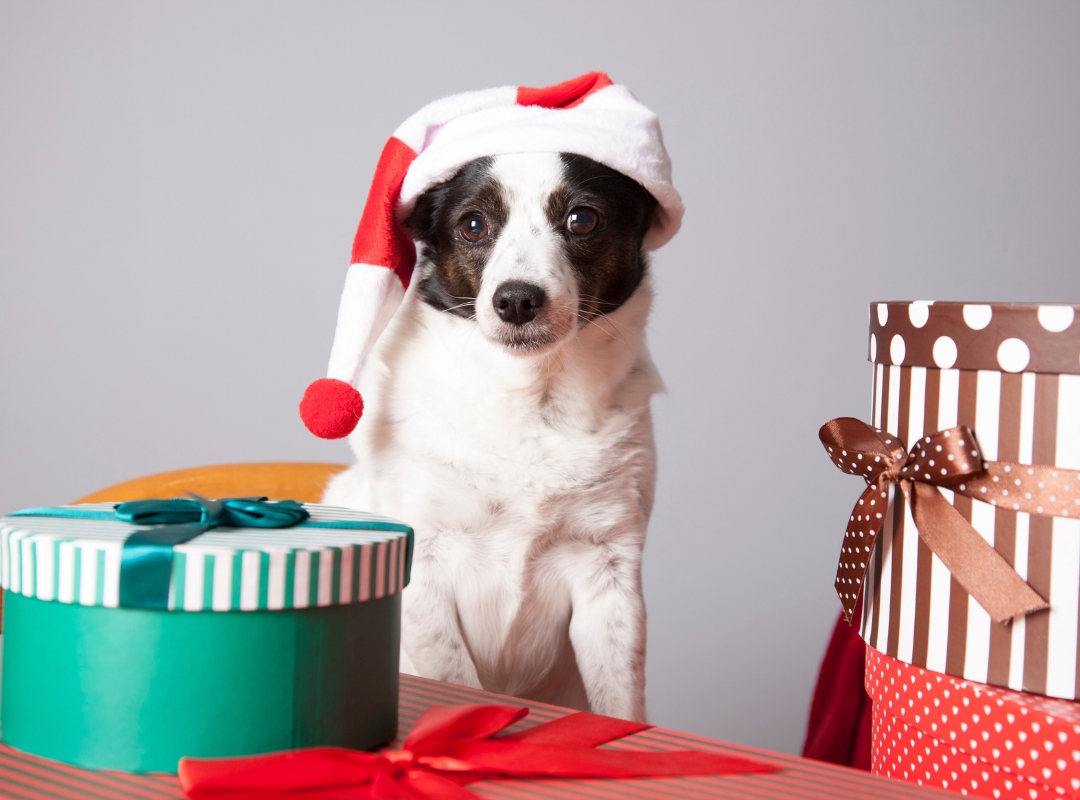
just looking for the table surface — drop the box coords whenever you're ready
[0,674,953,799]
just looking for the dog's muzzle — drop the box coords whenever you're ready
[492,281,546,326]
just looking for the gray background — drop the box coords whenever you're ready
[3,1,1079,754]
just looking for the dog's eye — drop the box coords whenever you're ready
[460,214,488,243]
[566,207,598,235]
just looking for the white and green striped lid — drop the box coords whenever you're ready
[0,503,412,612]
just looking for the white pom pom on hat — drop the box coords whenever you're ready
[299,71,683,439]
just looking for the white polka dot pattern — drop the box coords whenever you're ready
[820,417,1075,624]
[960,461,1080,519]
[821,418,907,622]
[868,302,1080,375]
[964,304,994,330]
[891,334,907,365]
[910,301,932,328]
[867,645,1080,800]
[1038,305,1075,333]
[933,335,958,368]
[998,338,1032,373]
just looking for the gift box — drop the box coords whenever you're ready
[834,301,1080,699]
[0,500,413,774]
[866,644,1080,799]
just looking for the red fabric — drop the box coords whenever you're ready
[178,703,779,800]
[352,74,614,284]
[801,605,871,771]
[299,378,364,439]
[351,136,418,288]
[516,72,613,110]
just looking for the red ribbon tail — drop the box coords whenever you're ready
[179,748,380,799]
[179,706,781,799]
[499,711,650,747]
[405,705,529,752]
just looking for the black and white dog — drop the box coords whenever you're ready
[324,151,661,721]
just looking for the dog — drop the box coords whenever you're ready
[323,151,661,721]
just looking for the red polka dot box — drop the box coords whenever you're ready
[854,302,1080,700]
[868,644,1080,799]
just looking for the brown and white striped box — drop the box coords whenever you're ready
[859,301,1080,699]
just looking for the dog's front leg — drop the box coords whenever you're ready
[400,545,483,689]
[566,540,647,722]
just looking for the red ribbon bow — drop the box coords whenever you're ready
[179,704,778,799]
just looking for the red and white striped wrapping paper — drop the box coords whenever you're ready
[859,302,1080,700]
[868,644,1080,799]
[0,673,956,799]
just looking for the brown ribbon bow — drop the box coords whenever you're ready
[820,418,1080,625]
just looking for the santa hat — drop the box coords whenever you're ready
[299,71,683,439]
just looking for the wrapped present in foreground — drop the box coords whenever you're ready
[823,301,1080,699]
[866,645,1080,800]
[0,497,413,773]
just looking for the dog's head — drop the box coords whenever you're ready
[407,153,657,353]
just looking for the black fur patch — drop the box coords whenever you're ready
[408,157,505,319]
[550,153,655,321]
[408,153,656,322]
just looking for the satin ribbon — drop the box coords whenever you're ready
[821,417,1080,625]
[178,703,780,800]
[11,496,310,610]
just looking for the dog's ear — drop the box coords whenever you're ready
[406,183,448,246]
[638,191,659,245]
[612,172,656,248]
[407,158,497,248]
[558,153,657,250]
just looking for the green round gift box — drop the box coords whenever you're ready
[1,590,401,773]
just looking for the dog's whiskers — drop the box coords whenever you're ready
[576,311,632,352]
[584,309,634,336]
[578,293,625,316]
[443,301,477,314]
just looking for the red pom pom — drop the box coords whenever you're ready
[299,378,364,439]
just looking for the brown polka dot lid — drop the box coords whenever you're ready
[869,302,1080,374]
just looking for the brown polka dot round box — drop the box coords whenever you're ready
[835,301,1080,699]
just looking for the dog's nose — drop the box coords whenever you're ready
[492,281,546,325]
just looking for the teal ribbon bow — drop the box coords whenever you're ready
[113,496,310,609]
[10,496,413,610]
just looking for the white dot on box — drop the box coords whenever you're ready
[870,333,878,361]
[998,338,1030,373]
[963,304,993,330]
[933,335,958,368]
[1038,305,1074,333]
[891,334,906,365]
[909,301,931,328]
[878,303,889,326]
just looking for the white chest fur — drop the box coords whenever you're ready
[323,151,662,720]
[324,279,660,716]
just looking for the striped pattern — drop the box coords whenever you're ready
[0,504,411,611]
[860,364,1080,699]
[0,674,958,800]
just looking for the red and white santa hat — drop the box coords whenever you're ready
[299,72,683,439]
